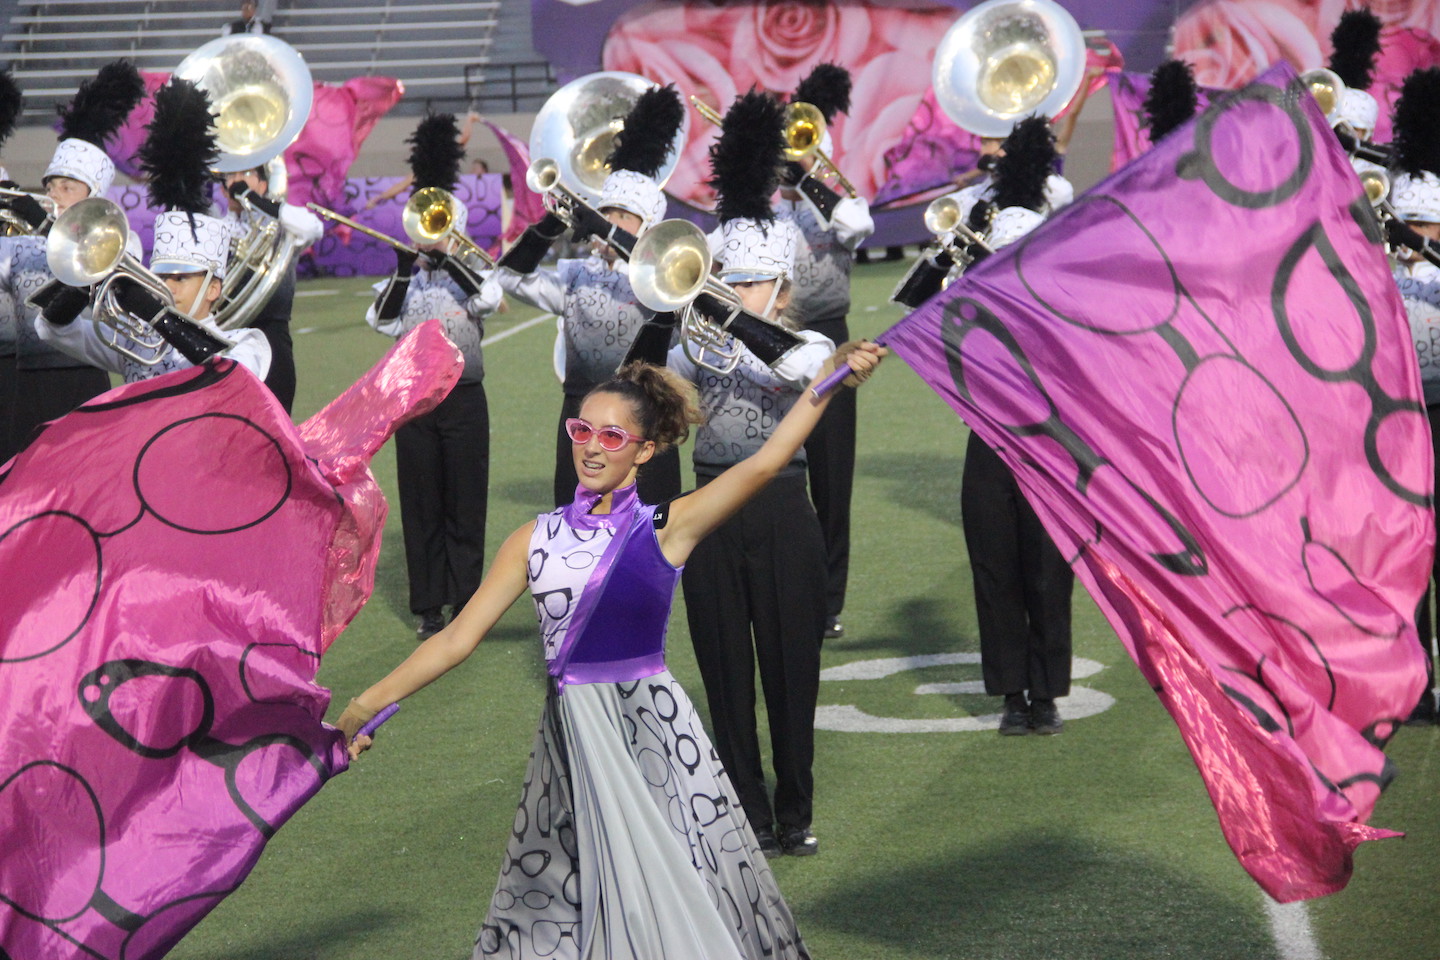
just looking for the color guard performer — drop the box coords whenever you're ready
[497,84,685,507]
[366,113,501,640]
[676,90,836,858]
[779,63,874,640]
[0,61,143,461]
[36,78,271,384]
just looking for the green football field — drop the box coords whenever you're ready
[168,261,1438,960]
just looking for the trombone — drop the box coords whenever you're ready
[629,218,802,374]
[403,186,496,272]
[690,96,857,199]
[306,202,421,257]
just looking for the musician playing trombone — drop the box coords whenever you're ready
[365,113,502,641]
[219,163,324,413]
[35,80,271,385]
[778,64,874,641]
[497,84,686,508]
[0,61,143,461]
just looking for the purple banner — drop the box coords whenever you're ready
[883,63,1430,901]
[0,324,463,957]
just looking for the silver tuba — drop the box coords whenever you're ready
[529,71,687,208]
[45,197,233,366]
[629,219,801,375]
[932,0,1086,138]
[174,34,314,331]
[1299,68,1346,125]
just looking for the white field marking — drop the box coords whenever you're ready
[294,289,339,298]
[483,313,554,347]
[815,653,1113,733]
[1264,898,1323,960]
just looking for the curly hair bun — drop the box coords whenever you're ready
[592,362,703,451]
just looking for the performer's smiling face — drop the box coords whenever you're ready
[572,391,654,495]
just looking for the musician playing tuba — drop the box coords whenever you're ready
[776,63,874,642]
[497,81,687,507]
[218,163,322,413]
[36,79,271,384]
[0,61,145,463]
[364,113,503,642]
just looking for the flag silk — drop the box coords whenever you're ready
[884,63,1431,902]
[0,323,462,958]
[482,118,547,245]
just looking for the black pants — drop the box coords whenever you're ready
[683,474,826,832]
[0,358,110,464]
[1413,406,1440,700]
[961,433,1074,699]
[551,393,681,508]
[803,315,856,619]
[395,380,489,615]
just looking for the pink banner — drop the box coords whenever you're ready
[1175,2,1440,143]
[0,324,461,957]
[111,73,403,212]
[482,117,546,244]
[883,63,1430,901]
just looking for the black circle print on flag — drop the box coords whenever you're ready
[1177,78,1314,209]
[1014,194,1311,521]
[1272,222,1429,507]
[939,294,1207,576]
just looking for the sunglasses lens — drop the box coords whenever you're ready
[566,420,593,444]
[597,429,627,451]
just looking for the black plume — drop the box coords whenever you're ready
[58,60,144,147]
[1328,9,1382,90]
[708,90,785,224]
[608,84,683,178]
[408,113,463,193]
[139,79,218,214]
[0,68,21,152]
[793,62,852,123]
[1144,60,1198,143]
[991,115,1055,212]
[1393,67,1440,177]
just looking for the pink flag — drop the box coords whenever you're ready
[482,117,546,243]
[109,74,403,212]
[883,63,1430,902]
[0,323,461,958]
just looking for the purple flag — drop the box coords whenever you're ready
[884,63,1431,901]
[0,325,462,957]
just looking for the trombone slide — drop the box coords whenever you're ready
[307,203,421,257]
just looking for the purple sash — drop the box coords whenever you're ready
[548,485,680,688]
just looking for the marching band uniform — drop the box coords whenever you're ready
[220,174,324,412]
[1326,9,1387,178]
[497,85,685,507]
[366,113,500,638]
[1386,68,1440,723]
[36,79,271,384]
[0,62,142,462]
[781,63,874,639]
[958,118,1075,736]
[679,91,834,856]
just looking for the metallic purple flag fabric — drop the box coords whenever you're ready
[884,64,1431,902]
[0,324,461,957]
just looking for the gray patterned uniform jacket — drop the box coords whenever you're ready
[498,255,655,395]
[668,329,834,478]
[366,263,498,384]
